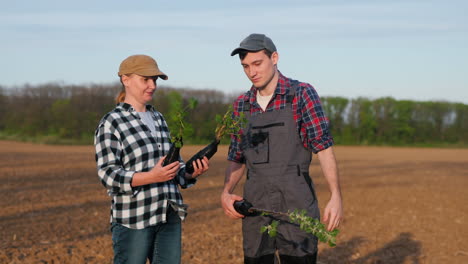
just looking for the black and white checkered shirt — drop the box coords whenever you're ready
[94,103,196,229]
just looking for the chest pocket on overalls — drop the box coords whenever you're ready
[243,122,284,164]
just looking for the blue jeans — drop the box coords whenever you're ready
[111,208,182,264]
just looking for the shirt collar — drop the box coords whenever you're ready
[246,71,291,103]
[116,103,155,112]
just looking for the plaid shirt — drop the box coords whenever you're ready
[228,72,334,163]
[94,103,195,229]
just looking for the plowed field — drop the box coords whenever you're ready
[1,141,467,263]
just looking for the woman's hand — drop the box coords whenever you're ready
[186,156,209,179]
[131,156,180,186]
[149,156,180,182]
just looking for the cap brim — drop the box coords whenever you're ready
[230,47,263,56]
[153,72,168,80]
[136,69,168,80]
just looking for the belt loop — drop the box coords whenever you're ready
[296,165,300,176]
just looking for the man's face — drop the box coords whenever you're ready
[240,51,278,90]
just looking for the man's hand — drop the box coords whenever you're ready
[221,161,246,219]
[317,146,343,231]
[323,193,343,231]
[221,191,244,219]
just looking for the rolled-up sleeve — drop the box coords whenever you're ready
[227,99,246,163]
[94,121,136,194]
[299,85,334,153]
[175,162,197,189]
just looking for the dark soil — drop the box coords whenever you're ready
[1,141,467,263]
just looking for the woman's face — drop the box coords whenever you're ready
[122,74,158,107]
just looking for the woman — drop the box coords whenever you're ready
[94,54,209,264]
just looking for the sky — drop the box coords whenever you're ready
[1,0,467,103]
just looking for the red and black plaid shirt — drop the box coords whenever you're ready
[228,72,334,163]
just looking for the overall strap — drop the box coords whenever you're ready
[286,80,298,106]
[242,94,251,118]
[243,99,251,112]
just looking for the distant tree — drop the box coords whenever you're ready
[346,98,378,144]
[372,97,396,144]
[0,87,6,131]
[393,100,416,144]
[451,103,468,144]
[0,82,467,147]
[322,97,349,144]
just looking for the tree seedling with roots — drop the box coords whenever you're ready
[234,199,339,247]
[162,91,198,166]
[185,106,246,173]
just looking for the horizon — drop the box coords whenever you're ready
[1,81,466,105]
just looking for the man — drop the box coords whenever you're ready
[221,33,343,264]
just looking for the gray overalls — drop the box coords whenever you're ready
[241,83,320,262]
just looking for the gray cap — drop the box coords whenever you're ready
[230,33,277,56]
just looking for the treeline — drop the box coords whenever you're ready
[321,97,468,146]
[0,83,467,147]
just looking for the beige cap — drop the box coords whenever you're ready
[118,54,168,80]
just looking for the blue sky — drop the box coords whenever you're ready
[1,0,467,103]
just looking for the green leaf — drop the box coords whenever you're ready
[330,229,340,237]
[268,229,277,238]
[271,220,279,228]
[188,98,198,109]
[257,209,339,247]
[215,115,222,123]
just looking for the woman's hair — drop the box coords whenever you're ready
[115,75,130,104]
[115,89,126,104]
